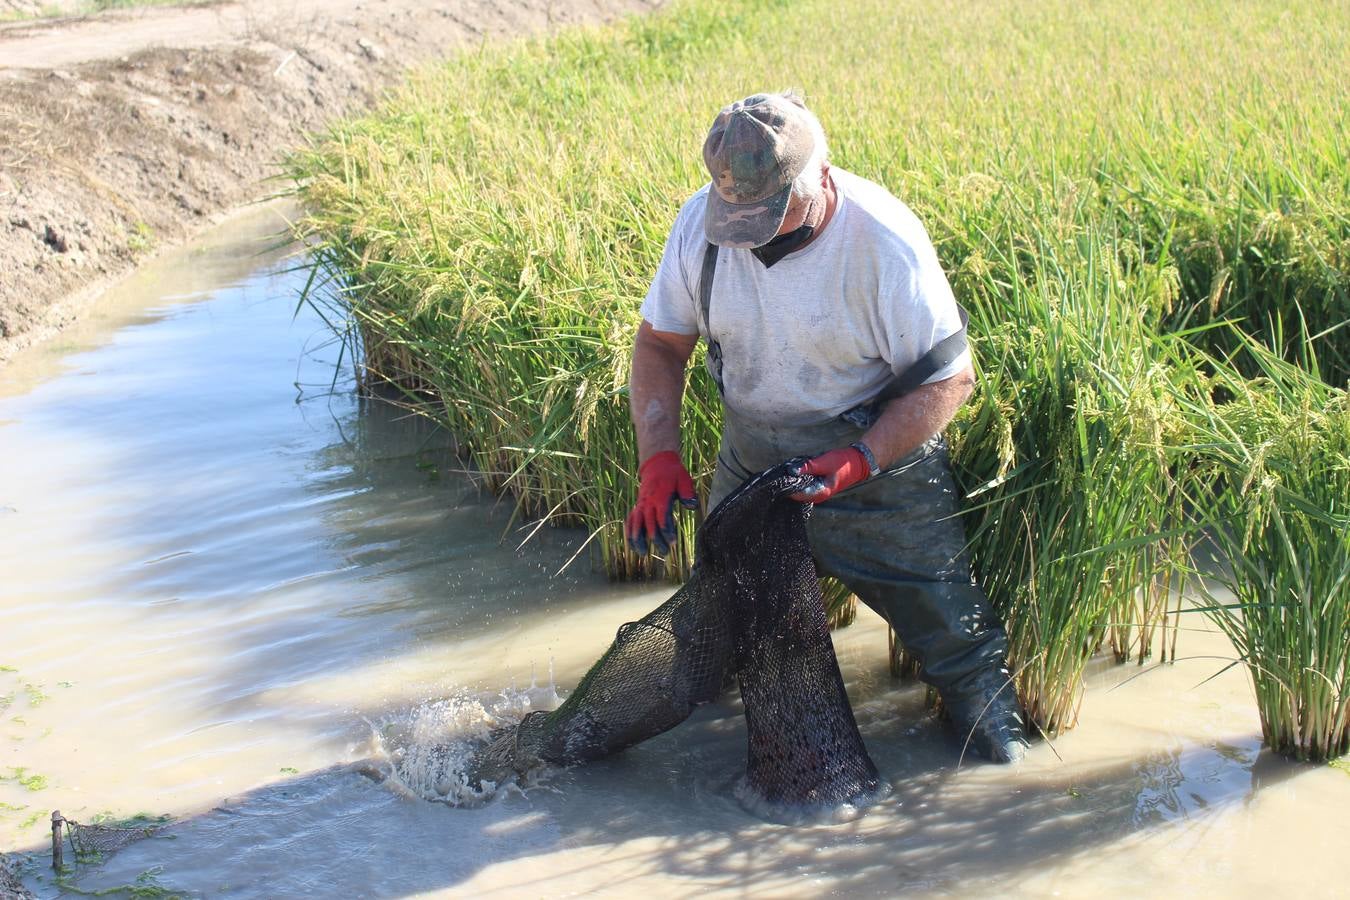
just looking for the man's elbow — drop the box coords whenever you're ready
[950,365,977,406]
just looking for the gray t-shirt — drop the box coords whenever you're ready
[640,168,970,427]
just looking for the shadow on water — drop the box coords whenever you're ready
[0,214,660,893]
[301,385,620,631]
[170,380,654,735]
[1,237,644,717]
[17,691,1309,897]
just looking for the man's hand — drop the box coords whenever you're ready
[626,451,699,556]
[788,446,871,503]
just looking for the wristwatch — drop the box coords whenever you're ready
[849,440,882,479]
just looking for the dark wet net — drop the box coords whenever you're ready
[67,819,162,858]
[470,461,881,816]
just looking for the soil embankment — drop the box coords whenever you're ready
[0,0,660,363]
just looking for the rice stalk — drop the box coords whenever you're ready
[1179,338,1350,761]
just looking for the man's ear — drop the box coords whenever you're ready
[819,161,831,188]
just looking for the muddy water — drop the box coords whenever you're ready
[1,205,1347,898]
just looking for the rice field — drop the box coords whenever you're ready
[286,0,1349,757]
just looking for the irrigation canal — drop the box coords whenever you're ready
[1,203,1346,897]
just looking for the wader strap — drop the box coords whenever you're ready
[839,305,970,429]
[698,241,725,396]
[875,305,970,404]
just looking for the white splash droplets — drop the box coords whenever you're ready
[371,670,563,807]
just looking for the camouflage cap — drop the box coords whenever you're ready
[702,92,817,248]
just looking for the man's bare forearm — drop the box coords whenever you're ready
[629,323,698,463]
[860,365,976,470]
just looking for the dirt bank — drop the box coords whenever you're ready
[0,0,660,363]
[1,849,33,900]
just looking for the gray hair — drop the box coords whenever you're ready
[779,89,830,202]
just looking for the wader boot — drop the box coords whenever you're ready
[708,408,1029,763]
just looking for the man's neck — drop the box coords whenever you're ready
[749,172,841,268]
[795,173,838,253]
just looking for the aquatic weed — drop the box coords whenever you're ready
[1,767,48,791]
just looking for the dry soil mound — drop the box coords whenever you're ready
[0,0,659,362]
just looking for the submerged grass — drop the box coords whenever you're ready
[288,0,1349,744]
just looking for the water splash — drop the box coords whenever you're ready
[370,668,564,807]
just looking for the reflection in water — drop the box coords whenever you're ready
[1132,739,1261,826]
[1,204,1348,898]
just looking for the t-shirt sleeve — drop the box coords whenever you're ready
[880,239,972,384]
[638,197,702,336]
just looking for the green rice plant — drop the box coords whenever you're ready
[820,578,858,630]
[1100,156,1350,387]
[947,220,1198,733]
[286,0,1349,724]
[1180,339,1350,761]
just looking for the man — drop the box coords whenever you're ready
[624,90,1028,763]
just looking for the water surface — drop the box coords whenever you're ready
[1,204,1346,898]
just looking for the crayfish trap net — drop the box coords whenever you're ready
[467,460,885,818]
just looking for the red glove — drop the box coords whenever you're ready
[788,446,872,503]
[625,451,698,556]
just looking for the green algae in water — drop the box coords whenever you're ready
[56,866,185,900]
[90,812,173,829]
[1,767,48,791]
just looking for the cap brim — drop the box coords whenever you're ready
[703,182,793,249]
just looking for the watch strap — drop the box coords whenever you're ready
[850,441,881,479]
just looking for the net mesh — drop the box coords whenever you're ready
[469,460,883,818]
[65,817,163,861]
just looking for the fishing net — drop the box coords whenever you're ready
[54,814,165,866]
[67,820,160,858]
[468,460,884,818]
